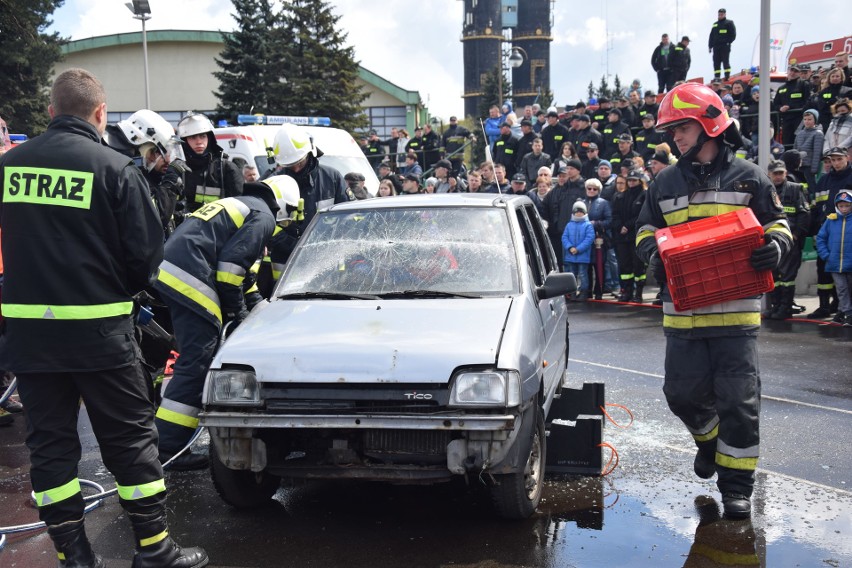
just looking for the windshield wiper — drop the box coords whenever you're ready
[376,290,482,299]
[277,291,381,300]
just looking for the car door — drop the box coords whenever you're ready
[515,204,567,407]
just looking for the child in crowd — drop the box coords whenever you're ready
[816,190,852,326]
[562,201,595,301]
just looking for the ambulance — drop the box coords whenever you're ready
[214,115,379,196]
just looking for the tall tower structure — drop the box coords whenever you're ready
[512,0,552,108]
[461,0,552,119]
[461,0,502,119]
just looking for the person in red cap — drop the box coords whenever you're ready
[635,82,792,519]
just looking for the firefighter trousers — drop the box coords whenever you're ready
[16,362,166,526]
[663,335,760,497]
[155,299,219,456]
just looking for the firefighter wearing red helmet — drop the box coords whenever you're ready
[635,82,793,519]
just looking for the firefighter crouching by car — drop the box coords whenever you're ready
[635,82,792,519]
[176,112,243,213]
[262,123,353,290]
[0,68,208,568]
[153,176,300,469]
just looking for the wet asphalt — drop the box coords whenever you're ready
[0,297,850,567]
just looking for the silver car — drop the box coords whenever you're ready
[200,194,576,519]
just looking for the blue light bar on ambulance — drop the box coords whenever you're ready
[236,115,331,127]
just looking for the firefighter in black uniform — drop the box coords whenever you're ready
[0,68,207,568]
[600,109,631,159]
[541,110,570,157]
[154,176,300,469]
[612,170,648,302]
[493,122,520,179]
[176,112,243,213]
[441,116,473,173]
[635,82,792,519]
[264,123,354,284]
[772,65,812,148]
[765,160,810,320]
[708,8,736,80]
[363,129,384,173]
[634,113,664,161]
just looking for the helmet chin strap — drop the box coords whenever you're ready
[680,131,711,163]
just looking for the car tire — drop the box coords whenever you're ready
[490,407,546,519]
[210,441,281,509]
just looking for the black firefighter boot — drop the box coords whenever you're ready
[763,288,780,318]
[129,511,209,568]
[807,289,832,319]
[770,287,795,320]
[631,281,645,303]
[693,440,716,480]
[47,518,105,568]
[618,280,634,302]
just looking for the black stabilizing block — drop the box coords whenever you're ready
[546,382,605,476]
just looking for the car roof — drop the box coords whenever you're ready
[324,193,532,212]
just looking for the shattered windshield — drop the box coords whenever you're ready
[277,207,519,297]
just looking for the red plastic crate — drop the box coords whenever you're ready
[655,209,774,311]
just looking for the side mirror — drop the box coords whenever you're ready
[537,272,577,300]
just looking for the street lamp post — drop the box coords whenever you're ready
[125,0,152,109]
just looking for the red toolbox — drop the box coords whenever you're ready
[655,208,774,311]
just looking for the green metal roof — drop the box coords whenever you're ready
[60,30,422,107]
[60,30,224,54]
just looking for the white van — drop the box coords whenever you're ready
[214,123,379,196]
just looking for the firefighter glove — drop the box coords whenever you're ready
[750,233,782,271]
[648,251,667,285]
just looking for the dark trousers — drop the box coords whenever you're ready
[663,335,760,497]
[779,115,801,148]
[712,46,732,79]
[615,238,646,286]
[155,300,219,456]
[17,363,165,525]
[656,69,672,93]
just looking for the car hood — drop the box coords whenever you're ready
[213,298,513,384]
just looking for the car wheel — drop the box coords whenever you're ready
[490,407,546,519]
[210,441,281,509]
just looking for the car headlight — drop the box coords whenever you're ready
[208,369,260,405]
[449,370,520,408]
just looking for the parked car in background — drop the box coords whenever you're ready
[200,193,576,519]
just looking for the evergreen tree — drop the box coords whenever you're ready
[597,75,612,100]
[587,81,595,101]
[0,1,65,136]
[277,0,367,133]
[613,75,623,98]
[214,0,277,118]
[537,87,554,110]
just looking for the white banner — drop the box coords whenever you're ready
[751,23,792,71]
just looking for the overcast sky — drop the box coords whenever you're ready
[50,0,850,119]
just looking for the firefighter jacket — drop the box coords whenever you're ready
[636,144,792,337]
[708,17,736,50]
[541,122,570,157]
[634,128,664,161]
[493,133,519,176]
[441,124,472,158]
[363,139,384,169]
[775,180,810,242]
[0,115,164,372]
[572,126,604,161]
[669,42,691,79]
[816,210,851,273]
[515,131,537,170]
[182,136,244,212]
[773,78,811,113]
[600,121,631,157]
[609,150,640,171]
[155,195,276,327]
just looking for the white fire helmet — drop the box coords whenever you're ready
[117,109,175,154]
[272,123,317,167]
[176,112,215,139]
[261,175,303,225]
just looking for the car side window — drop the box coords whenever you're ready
[515,208,545,286]
[524,204,556,276]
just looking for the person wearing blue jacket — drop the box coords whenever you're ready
[562,201,596,301]
[816,190,852,326]
[484,105,502,149]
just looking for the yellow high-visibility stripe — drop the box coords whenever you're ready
[35,478,80,507]
[2,301,132,320]
[140,530,169,548]
[692,424,719,443]
[664,312,761,329]
[157,262,222,323]
[689,543,760,565]
[216,271,245,286]
[155,406,200,429]
[116,478,166,501]
[716,452,758,471]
